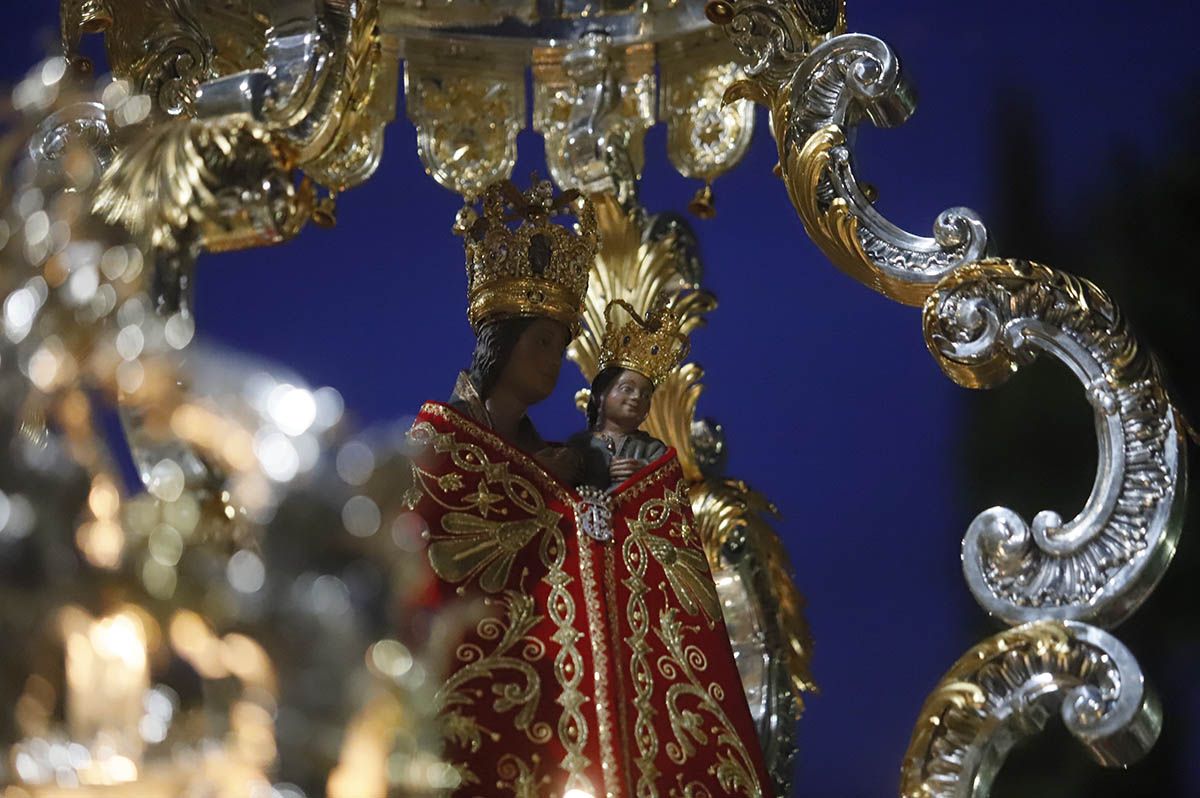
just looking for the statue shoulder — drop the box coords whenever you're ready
[634,431,668,461]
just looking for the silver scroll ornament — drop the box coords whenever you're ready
[924,259,1187,628]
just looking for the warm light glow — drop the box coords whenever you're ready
[327,695,399,798]
[169,610,228,680]
[170,403,257,472]
[63,609,150,782]
[87,476,121,519]
[76,519,124,569]
[564,790,595,798]
[219,633,275,690]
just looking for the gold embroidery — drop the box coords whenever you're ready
[465,481,507,517]
[430,513,555,593]
[414,408,595,791]
[605,545,636,796]
[642,534,721,625]
[438,472,465,491]
[623,500,661,796]
[436,591,552,762]
[615,454,683,504]
[419,403,574,503]
[641,481,720,625]
[656,604,761,798]
[497,753,548,797]
[411,417,563,593]
[576,522,620,798]
[624,473,731,796]
[542,515,594,793]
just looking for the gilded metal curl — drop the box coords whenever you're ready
[60,0,268,117]
[716,20,990,305]
[92,116,313,255]
[901,620,1160,798]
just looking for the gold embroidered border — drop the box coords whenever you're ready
[421,402,575,504]
[576,523,620,798]
[605,545,636,796]
[613,453,683,505]
[410,418,562,595]
[623,510,660,795]
[542,522,594,793]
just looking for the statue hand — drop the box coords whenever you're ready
[609,457,641,483]
[535,446,582,484]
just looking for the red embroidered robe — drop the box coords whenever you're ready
[409,402,774,798]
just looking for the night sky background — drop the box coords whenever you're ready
[3,2,1199,796]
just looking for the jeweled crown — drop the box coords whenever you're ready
[599,299,690,386]
[456,178,597,333]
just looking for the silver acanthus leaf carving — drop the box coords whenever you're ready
[924,259,1187,628]
[792,34,990,301]
[901,620,1161,798]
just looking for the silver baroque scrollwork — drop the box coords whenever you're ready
[790,34,989,303]
[924,259,1187,627]
[532,35,654,204]
[901,620,1161,798]
[720,0,840,84]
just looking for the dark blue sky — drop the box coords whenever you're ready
[4,3,1198,796]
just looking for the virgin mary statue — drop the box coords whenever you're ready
[407,179,774,798]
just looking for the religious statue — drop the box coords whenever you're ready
[568,300,689,491]
[407,179,773,797]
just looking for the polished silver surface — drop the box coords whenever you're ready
[534,31,650,202]
[574,487,614,542]
[794,34,990,293]
[387,0,714,50]
[715,525,803,797]
[927,265,1187,628]
[29,100,115,172]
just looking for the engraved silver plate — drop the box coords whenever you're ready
[575,487,614,543]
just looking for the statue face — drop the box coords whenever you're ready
[496,317,572,405]
[601,369,653,430]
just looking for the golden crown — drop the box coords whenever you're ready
[599,299,690,386]
[456,178,597,333]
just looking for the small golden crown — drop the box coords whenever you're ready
[456,178,597,333]
[599,299,690,386]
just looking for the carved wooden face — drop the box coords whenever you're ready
[496,317,571,405]
[601,368,654,431]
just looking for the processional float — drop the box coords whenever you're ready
[0,0,1186,796]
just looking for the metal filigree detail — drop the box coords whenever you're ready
[901,620,1161,798]
[716,21,990,304]
[716,0,845,85]
[532,37,655,202]
[923,259,1187,627]
[189,0,396,192]
[405,51,524,197]
[92,117,313,255]
[692,479,815,797]
[660,48,756,184]
[60,0,268,117]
